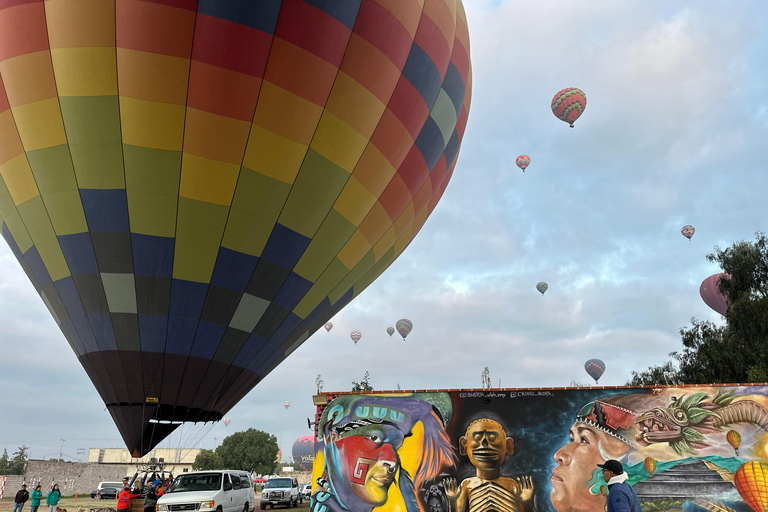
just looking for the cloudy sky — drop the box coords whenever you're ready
[1,0,767,464]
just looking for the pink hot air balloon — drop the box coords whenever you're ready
[516,155,531,172]
[700,273,730,316]
[324,322,333,332]
[222,417,230,427]
[350,330,362,345]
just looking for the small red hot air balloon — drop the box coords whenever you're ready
[700,273,730,317]
[350,330,362,345]
[727,430,742,456]
[681,225,695,240]
[644,457,657,476]
[516,155,531,172]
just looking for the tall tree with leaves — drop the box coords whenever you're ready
[216,429,278,475]
[0,449,9,474]
[192,449,224,471]
[629,233,768,384]
[9,445,29,475]
[351,371,373,392]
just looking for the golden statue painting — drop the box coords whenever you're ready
[444,418,536,512]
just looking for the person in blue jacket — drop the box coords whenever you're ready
[597,460,642,512]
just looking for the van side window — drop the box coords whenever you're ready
[223,473,231,488]
[239,475,251,488]
[231,474,241,490]
[292,479,298,488]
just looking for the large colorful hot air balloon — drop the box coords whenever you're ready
[682,225,696,240]
[222,417,230,427]
[324,322,333,332]
[727,430,742,456]
[350,330,362,345]
[292,435,314,472]
[735,461,768,512]
[644,457,657,477]
[584,359,606,383]
[396,318,413,340]
[0,1,473,456]
[387,327,395,337]
[536,282,548,295]
[700,273,729,317]
[551,88,586,127]
[516,155,530,172]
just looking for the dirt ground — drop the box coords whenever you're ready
[0,495,311,512]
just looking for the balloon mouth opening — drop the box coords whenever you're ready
[569,124,574,128]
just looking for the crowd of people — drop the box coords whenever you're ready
[11,475,171,512]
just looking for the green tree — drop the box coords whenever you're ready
[628,361,679,386]
[8,445,29,475]
[0,449,9,474]
[630,233,768,384]
[216,429,278,475]
[351,371,373,392]
[192,449,224,471]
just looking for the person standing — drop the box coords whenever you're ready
[597,460,642,512]
[117,485,141,512]
[30,485,43,512]
[46,484,62,512]
[13,484,30,512]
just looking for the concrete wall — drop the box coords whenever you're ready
[311,385,768,512]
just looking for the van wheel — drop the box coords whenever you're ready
[244,504,249,512]
[259,504,265,510]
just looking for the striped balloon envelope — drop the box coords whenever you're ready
[584,358,606,383]
[350,330,362,345]
[515,154,530,172]
[551,87,586,127]
[0,0,472,456]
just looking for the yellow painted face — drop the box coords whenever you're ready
[350,457,398,505]
[463,419,510,470]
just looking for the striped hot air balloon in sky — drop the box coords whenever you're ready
[682,225,696,240]
[0,0,473,456]
[387,326,395,337]
[551,88,586,127]
[350,330,362,345]
[396,318,413,340]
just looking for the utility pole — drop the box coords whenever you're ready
[59,439,66,461]
[76,448,85,462]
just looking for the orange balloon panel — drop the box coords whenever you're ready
[0,0,472,456]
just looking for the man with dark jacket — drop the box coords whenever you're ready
[597,460,642,512]
[14,484,30,512]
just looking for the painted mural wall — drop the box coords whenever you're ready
[309,386,768,512]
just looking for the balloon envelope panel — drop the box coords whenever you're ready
[0,0,472,456]
[700,273,729,316]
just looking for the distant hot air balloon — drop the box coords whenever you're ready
[292,435,315,472]
[275,447,282,464]
[324,322,333,332]
[727,430,742,456]
[350,330,362,345]
[644,457,657,477]
[0,0,473,457]
[387,327,395,337]
[700,273,730,317]
[396,319,413,340]
[222,417,231,427]
[552,88,587,127]
[735,461,768,512]
[284,401,290,410]
[682,225,695,240]
[584,359,606,383]
[516,155,531,172]
[537,282,549,295]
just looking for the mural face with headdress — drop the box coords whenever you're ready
[551,394,659,512]
[312,394,456,512]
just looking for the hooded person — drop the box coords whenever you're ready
[550,393,661,512]
[311,394,456,512]
[597,460,641,512]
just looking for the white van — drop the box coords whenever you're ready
[157,471,255,512]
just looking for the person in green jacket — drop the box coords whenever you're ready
[46,484,61,512]
[30,485,43,512]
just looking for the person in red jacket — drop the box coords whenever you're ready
[117,486,141,511]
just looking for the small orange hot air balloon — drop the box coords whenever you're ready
[735,461,768,512]
[727,430,742,456]
[644,457,657,477]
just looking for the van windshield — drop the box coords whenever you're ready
[168,474,222,493]
[264,479,291,489]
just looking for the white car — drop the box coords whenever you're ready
[157,470,255,512]
[299,484,311,500]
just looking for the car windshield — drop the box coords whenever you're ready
[168,474,222,492]
[264,479,291,489]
